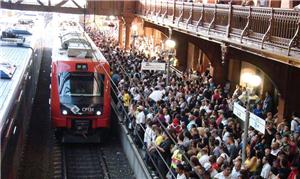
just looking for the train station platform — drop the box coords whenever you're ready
[86,24,300,179]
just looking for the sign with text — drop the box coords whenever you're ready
[141,62,166,71]
[233,102,246,121]
[233,102,265,134]
[249,113,266,134]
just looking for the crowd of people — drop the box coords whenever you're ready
[86,27,300,179]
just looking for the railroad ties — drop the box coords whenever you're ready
[52,136,63,179]
[52,140,110,179]
[63,144,110,179]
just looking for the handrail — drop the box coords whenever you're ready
[110,83,169,179]
[137,0,300,62]
[104,50,196,178]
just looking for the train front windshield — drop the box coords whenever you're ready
[59,72,104,97]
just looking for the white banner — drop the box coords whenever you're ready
[249,113,266,134]
[141,62,166,71]
[233,102,266,134]
[233,102,246,121]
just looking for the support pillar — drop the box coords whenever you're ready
[227,58,241,94]
[193,45,200,70]
[212,63,227,85]
[276,96,285,124]
[124,16,135,50]
[201,53,210,73]
[118,18,124,48]
[211,43,229,84]
[187,42,195,70]
[172,31,188,71]
[282,66,300,118]
[125,23,132,50]
[269,0,281,8]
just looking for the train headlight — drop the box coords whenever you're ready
[96,111,101,116]
[62,110,68,115]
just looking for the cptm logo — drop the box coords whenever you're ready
[82,107,94,112]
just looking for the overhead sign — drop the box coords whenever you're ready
[249,113,266,134]
[233,102,246,121]
[141,62,166,71]
[233,102,265,134]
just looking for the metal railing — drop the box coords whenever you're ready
[107,57,194,179]
[137,0,300,58]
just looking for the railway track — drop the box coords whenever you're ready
[52,137,135,179]
[64,144,110,179]
[53,142,109,179]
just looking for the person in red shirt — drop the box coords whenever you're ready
[216,110,225,126]
[288,162,299,179]
[168,118,182,134]
[209,155,219,171]
[212,89,221,102]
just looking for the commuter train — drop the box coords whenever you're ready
[50,22,111,143]
[0,16,44,178]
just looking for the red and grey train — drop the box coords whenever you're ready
[50,23,110,142]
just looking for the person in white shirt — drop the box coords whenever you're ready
[211,130,222,146]
[231,158,242,179]
[176,164,187,179]
[291,113,300,132]
[260,156,272,179]
[271,142,281,157]
[143,86,151,98]
[135,106,145,125]
[133,92,141,101]
[144,120,155,149]
[163,107,171,124]
[199,148,210,167]
[214,163,232,179]
[187,116,196,132]
[233,85,241,98]
[199,101,206,112]
[218,151,230,164]
[129,86,136,95]
[146,112,154,121]
[179,97,187,109]
[204,162,218,178]
[222,129,231,144]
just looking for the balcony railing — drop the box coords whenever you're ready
[137,0,300,63]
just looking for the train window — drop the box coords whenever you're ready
[58,72,104,97]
